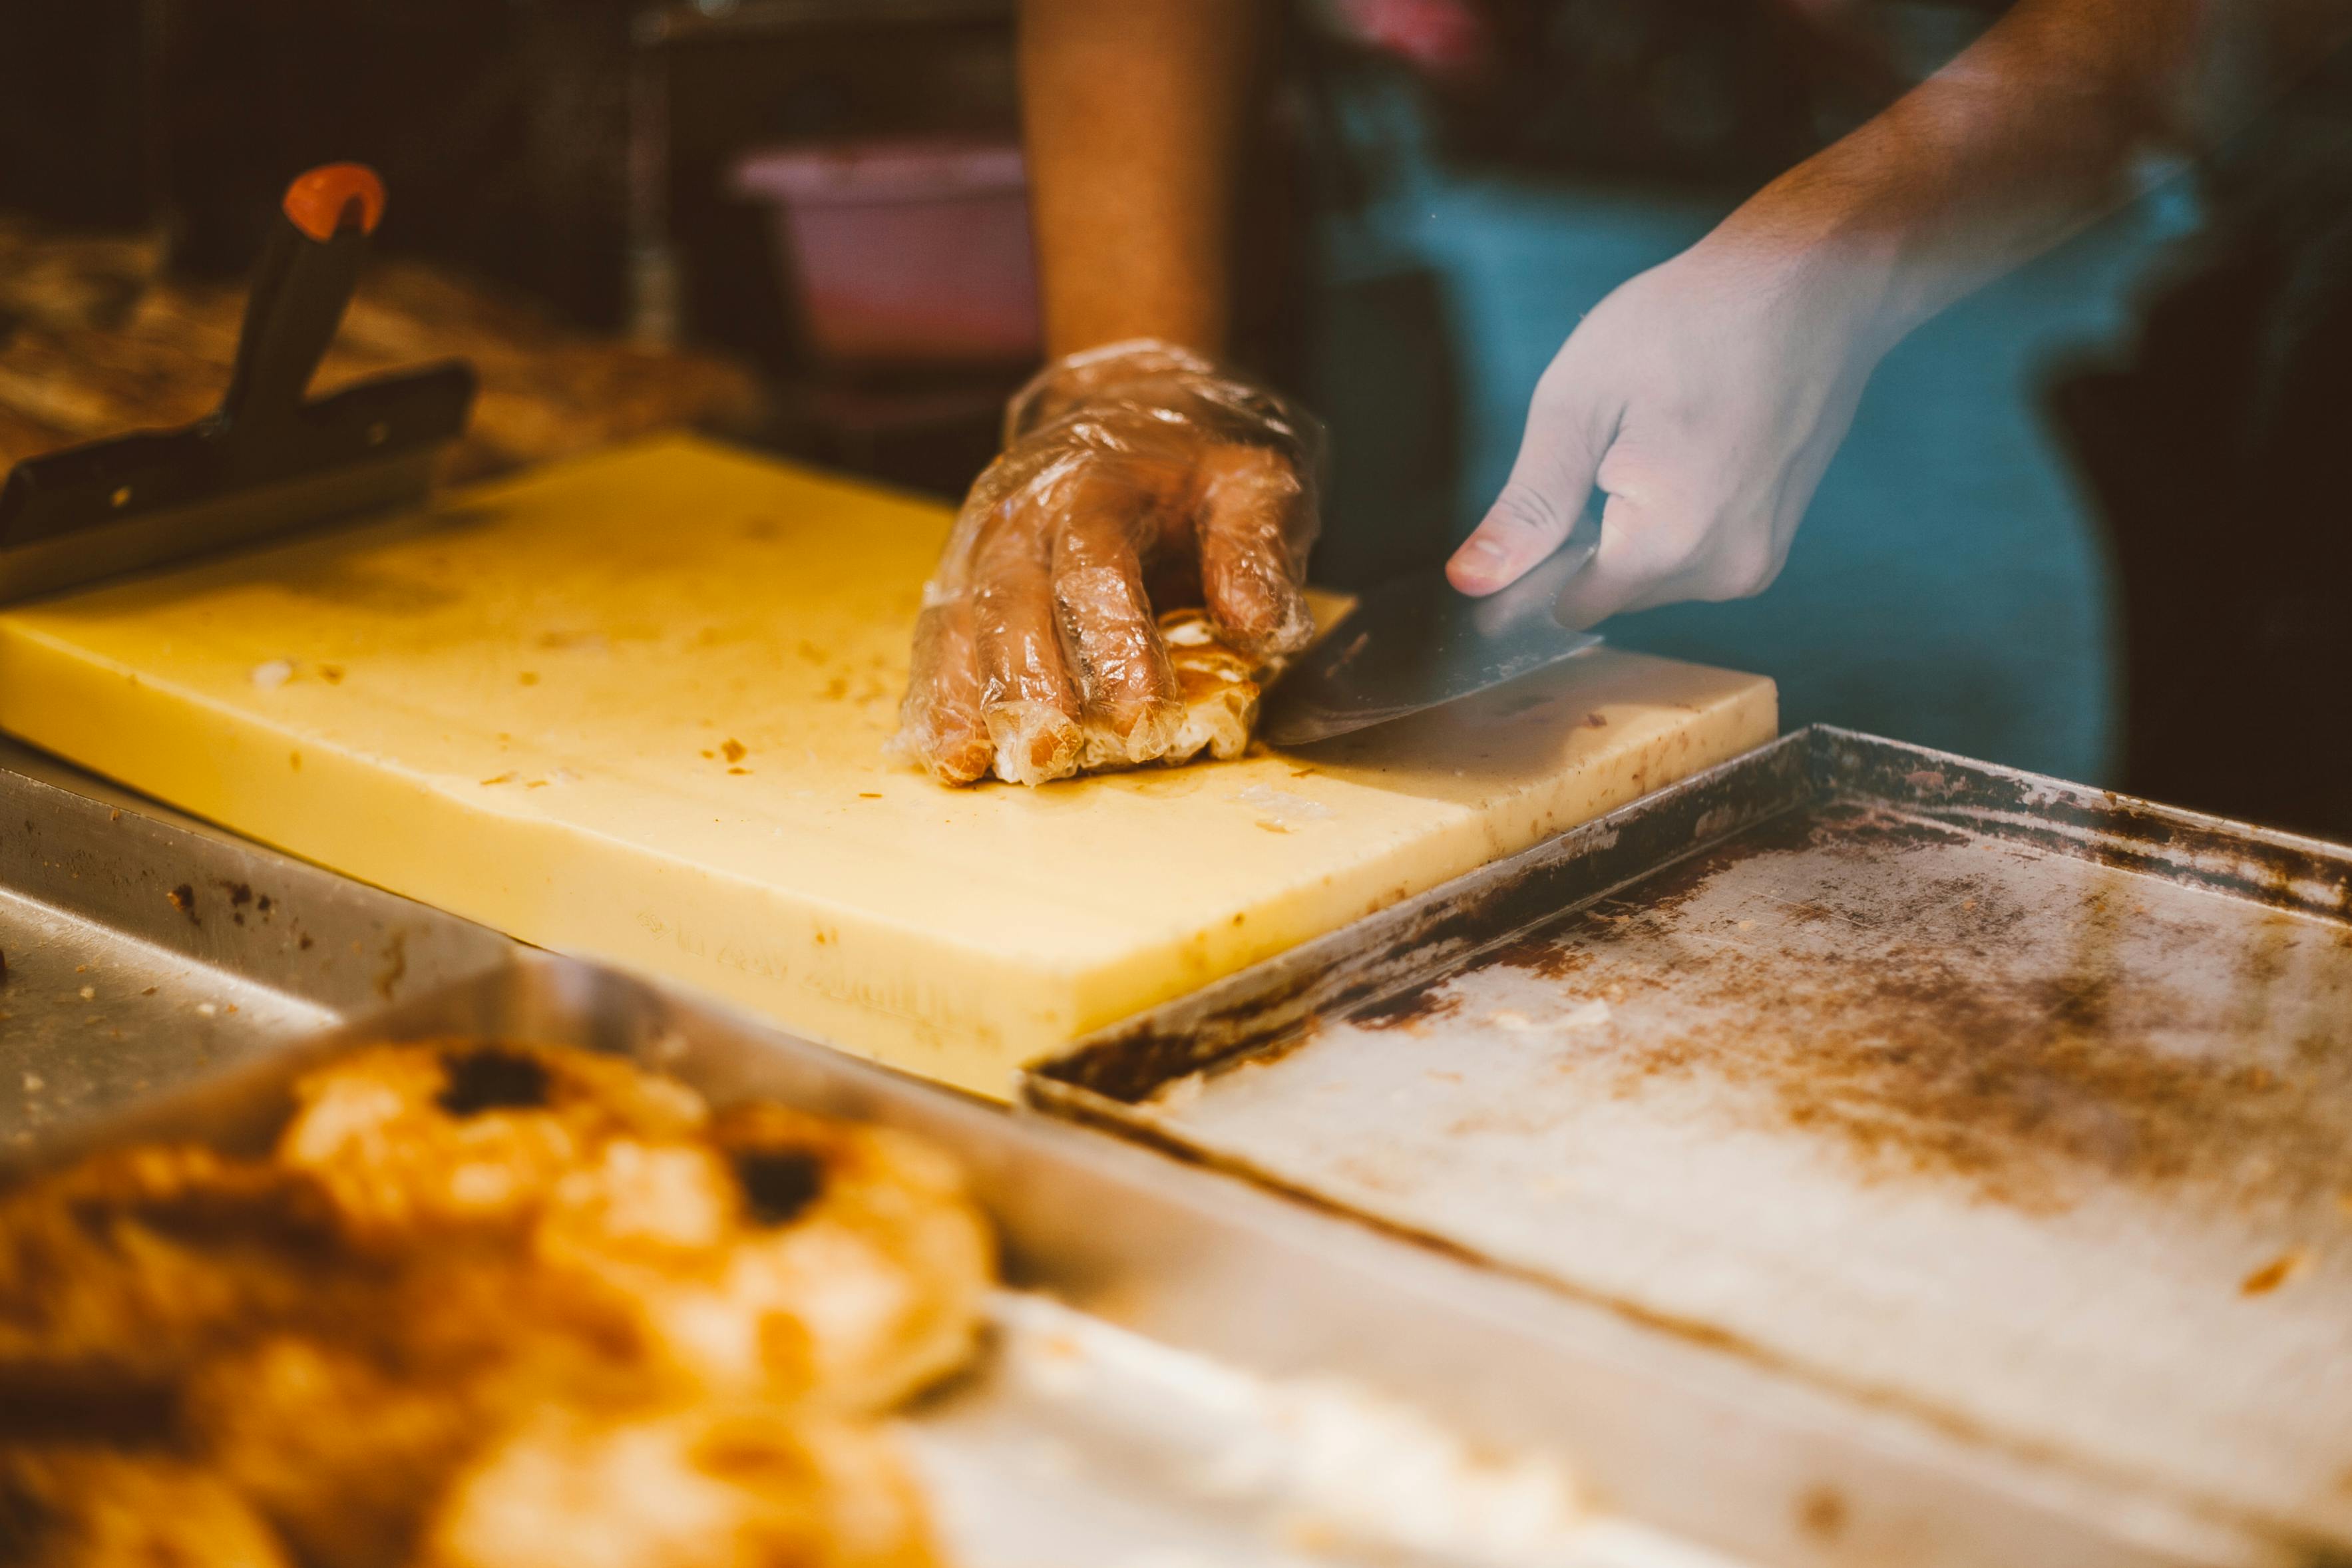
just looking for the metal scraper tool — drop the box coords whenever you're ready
[0,163,475,605]
[1261,510,1604,747]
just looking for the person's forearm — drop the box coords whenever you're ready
[1704,0,2352,349]
[1019,0,1264,358]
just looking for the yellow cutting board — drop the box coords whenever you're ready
[0,437,1775,1096]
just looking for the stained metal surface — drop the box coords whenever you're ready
[1033,728,2352,1563]
[8,952,2288,1568]
[0,741,515,1146]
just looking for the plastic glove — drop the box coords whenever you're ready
[1446,238,1883,626]
[892,339,1322,787]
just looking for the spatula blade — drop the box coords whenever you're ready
[1261,512,1603,748]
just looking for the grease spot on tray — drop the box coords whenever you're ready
[1438,797,2352,1214]
[1354,982,1464,1032]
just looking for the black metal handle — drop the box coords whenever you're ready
[217,164,385,432]
[0,160,478,564]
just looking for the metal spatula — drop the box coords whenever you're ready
[0,163,475,605]
[1261,511,1604,747]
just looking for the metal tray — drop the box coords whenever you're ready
[0,740,514,1149]
[1032,727,2352,1565]
[2,949,2269,1568]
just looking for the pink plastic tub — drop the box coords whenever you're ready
[731,137,1043,367]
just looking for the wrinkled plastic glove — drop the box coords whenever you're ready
[892,339,1322,787]
[1446,240,1879,625]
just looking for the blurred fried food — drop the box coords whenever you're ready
[278,1040,709,1244]
[0,1145,370,1391]
[0,1445,294,1568]
[0,1041,986,1567]
[537,1101,994,1414]
[0,216,764,481]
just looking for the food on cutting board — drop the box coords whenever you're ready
[0,1040,992,1568]
[890,339,1318,790]
[1157,608,1273,767]
[891,603,1288,788]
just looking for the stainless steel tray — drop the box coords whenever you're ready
[0,741,514,1149]
[1032,726,2352,1565]
[3,950,2261,1568]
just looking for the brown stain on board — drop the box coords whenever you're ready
[1797,1486,1849,1541]
[1461,797,2352,1215]
[2240,1249,2313,1296]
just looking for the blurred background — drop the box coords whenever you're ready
[2,0,2344,834]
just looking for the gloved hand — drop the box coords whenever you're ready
[1446,236,1885,625]
[892,339,1322,787]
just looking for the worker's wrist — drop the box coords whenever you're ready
[1688,196,1915,365]
[1006,337,1227,442]
[995,337,1320,483]
[1040,294,1228,365]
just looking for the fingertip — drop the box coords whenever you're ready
[1195,453,1316,658]
[897,597,997,786]
[1255,580,1319,658]
[1199,544,1312,659]
[983,701,1082,786]
[926,731,996,786]
[1445,533,1516,596]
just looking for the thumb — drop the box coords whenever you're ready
[1447,379,1607,597]
[1549,489,1657,632]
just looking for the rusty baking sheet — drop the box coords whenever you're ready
[7,950,2298,1568]
[1031,727,2352,1561]
[0,741,514,1147]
